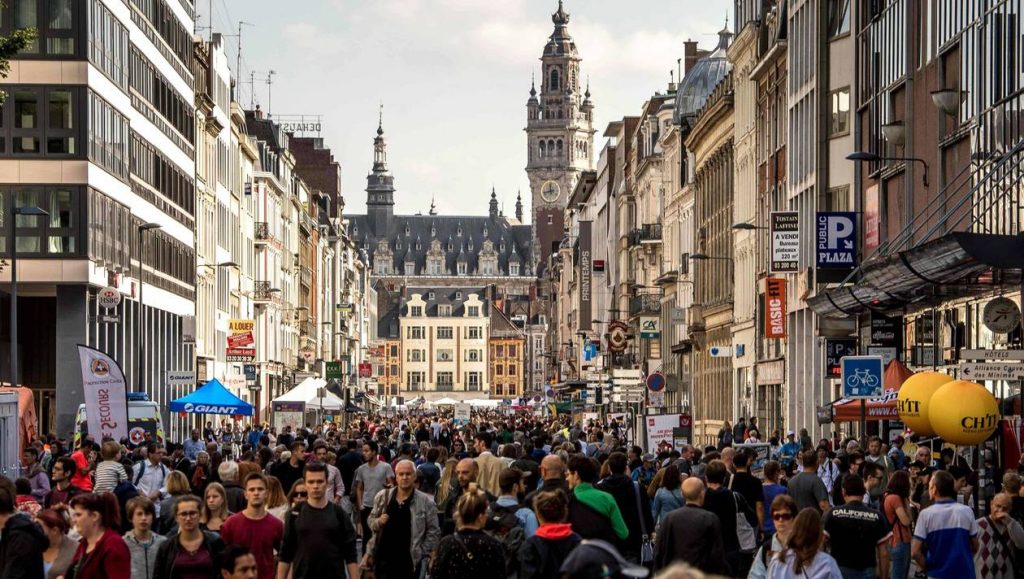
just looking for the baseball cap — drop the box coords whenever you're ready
[560,539,649,578]
[642,453,656,462]
[787,430,795,436]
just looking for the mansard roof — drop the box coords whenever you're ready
[347,213,534,277]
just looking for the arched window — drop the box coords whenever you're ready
[549,68,560,91]
[539,140,546,157]
[547,139,555,155]
[556,140,563,157]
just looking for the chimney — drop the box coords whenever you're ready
[683,40,701,74]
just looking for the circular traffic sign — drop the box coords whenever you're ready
[646,371,666,392]
[97,286,121,310]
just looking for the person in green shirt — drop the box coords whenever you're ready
[566,455,629,541]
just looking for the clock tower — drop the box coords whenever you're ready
[526,0,595,266]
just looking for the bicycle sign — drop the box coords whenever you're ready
[840,355,884,398]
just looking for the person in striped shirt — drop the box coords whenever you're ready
[912,470,979,579]
[93,441,128,494]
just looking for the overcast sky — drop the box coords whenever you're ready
[199,0,732,218]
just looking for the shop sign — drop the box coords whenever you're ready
[764,278,787,339]
[756,359,785,385]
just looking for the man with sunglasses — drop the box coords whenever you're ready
[823,474,891,579]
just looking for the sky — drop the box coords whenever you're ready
[198,0,732,218]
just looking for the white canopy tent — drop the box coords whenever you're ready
[272,377,344,411]
[429,397,460,406]
[465,398,502,408]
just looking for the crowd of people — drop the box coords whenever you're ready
[0,410,1014,579]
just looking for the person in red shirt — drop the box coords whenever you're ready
[220,473,283,579]
[70,439,95,493]
[67,492,131,578]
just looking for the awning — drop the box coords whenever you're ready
[808,232,1024,318]
[831,360,914,422]
[554,380,588,392]
[169,378,254,416]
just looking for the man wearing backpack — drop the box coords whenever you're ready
[488,468,537,578]
[133,443,169,516]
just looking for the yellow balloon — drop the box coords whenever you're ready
[928,380,1000,445]
[897,372,952,436]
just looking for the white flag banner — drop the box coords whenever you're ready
[77,345,129,442]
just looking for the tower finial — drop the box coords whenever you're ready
[552,0,569,26]
[377,102,384,136]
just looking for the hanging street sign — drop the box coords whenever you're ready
[840,355,884,398]
[97,287,122,310]
[961,349,1024,361]
[960,362,1024,381]
[770,212,799,273]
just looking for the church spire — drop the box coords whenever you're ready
[366,105,395,236]
[489,186,499,220]
[515,190,524,222]
[373,103,388,172]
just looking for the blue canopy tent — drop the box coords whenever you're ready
[169,378,253,416]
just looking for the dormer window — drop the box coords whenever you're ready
[447,242,453,251]
[457,262,467,275]
[428,291,435,300]
[405,225,410,236]
[416,241,421,250]
[404,262,415,275]
[510,263,520,276]
[457,227,462,236]
[431,226,436,237]
[500,242,506,252]
[456,291,462,300]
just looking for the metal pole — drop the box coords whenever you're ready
[9,211,16,389]
[137,230,144,393]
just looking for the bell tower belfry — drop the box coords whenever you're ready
[526,0,595,267]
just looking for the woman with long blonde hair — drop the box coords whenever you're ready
[435,458,459,508]
[265,475,289,521]
[200,482,230,532]
[766,508,842,578]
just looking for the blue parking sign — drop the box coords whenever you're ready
[817,212,857,268]
[840,355,884,398]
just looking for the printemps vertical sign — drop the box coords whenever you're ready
[764,278,787,338]
[578,221,592,332]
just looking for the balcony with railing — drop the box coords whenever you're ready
[627,223,663,247]
[629,287,664,318]
[254,280,280,304]
[254,222,269,242]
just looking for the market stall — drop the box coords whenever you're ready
[169,379,254,417]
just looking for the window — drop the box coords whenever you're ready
[549,68,560,91]
[467,372,481,390]
[467,326,482,339]
[466,349,481,362]
[0,86,85,156]
[457,262,467,275]
[508,365,517,376]
[467,306,480,317]
[88,0,129,89]
[495,345,505,358]
[404,262,415,275]
[407,326,425,340]
[437,349,453,362]
[428,260,442,275]
[389,364,398,376]
[508,345,518,357]
[510,263,520,276]
[437,372,453,388]
[390,345,399,357]
[410,306,423,317]
[406,371,424,391]
[437,326,453,339]
[827,0,850,37]
[455,291,462,300]
[0,186,84,257]
[88,92,129,180]
[428,291,435,300]
[829,88,850,136]
[496,365,504,376]
[130,0,193,69]
[438,305,452,316]
[407,349,424,362]
[129,47,195,145]
[0,0,79,56]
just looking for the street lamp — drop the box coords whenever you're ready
[688,253,734,261]
[731,223,768,231]
[136,222,163,392]
[846,150,929,187]
[8,206,48,389]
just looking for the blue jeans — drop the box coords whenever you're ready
[890,542,911,579]
[839,568,876,579]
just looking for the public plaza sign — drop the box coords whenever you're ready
[816,212,857,268]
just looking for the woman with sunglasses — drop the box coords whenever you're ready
[765,508,842,579]
[748,494,798,579]
[153,495,224,579]
[287,480,308,509]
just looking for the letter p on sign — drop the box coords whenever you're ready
[828,216,853,248]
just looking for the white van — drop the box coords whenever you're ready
[74,392,165,447]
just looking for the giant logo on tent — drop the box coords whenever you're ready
[182,402,241,414]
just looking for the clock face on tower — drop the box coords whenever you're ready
[540,180,561,203]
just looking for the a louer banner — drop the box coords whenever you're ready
[77,344,129,442]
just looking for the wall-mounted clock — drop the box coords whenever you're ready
[540,180,560,203]
[983,297,1021,334]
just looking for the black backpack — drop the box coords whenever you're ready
[486,502,526,576]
